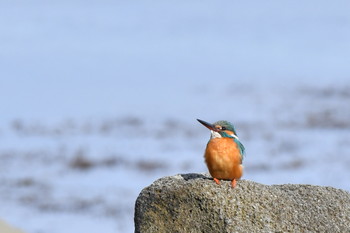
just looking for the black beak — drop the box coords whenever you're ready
[197,119,217,131]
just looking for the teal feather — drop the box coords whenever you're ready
[214,120,237,135]
[234,138,245,163]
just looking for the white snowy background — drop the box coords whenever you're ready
[1,1,350,232]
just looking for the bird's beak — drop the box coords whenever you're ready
[197,119,218,131]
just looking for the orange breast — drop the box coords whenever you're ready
[204,137,243,180]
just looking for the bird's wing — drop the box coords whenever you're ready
[234,138,245,163]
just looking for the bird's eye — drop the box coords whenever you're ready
[221,126,226,130]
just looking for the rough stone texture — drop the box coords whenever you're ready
[134,173,350,233]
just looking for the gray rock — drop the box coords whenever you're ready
[134,173,350,233]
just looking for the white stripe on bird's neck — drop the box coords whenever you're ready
[210,130,239,140]
[210,130,221,139]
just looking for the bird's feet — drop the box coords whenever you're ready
[213,178,221,185]
[231,179,237,188]
[213,178,237,188]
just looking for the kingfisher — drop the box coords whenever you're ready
[197,119,245,188]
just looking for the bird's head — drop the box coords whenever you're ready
[197,119,238,139]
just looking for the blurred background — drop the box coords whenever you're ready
[1,0,350,232]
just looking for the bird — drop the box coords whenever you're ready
[197,119,245,188]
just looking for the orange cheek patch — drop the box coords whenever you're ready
[223,130,234,136]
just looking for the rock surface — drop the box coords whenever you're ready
[134,173,350,233]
